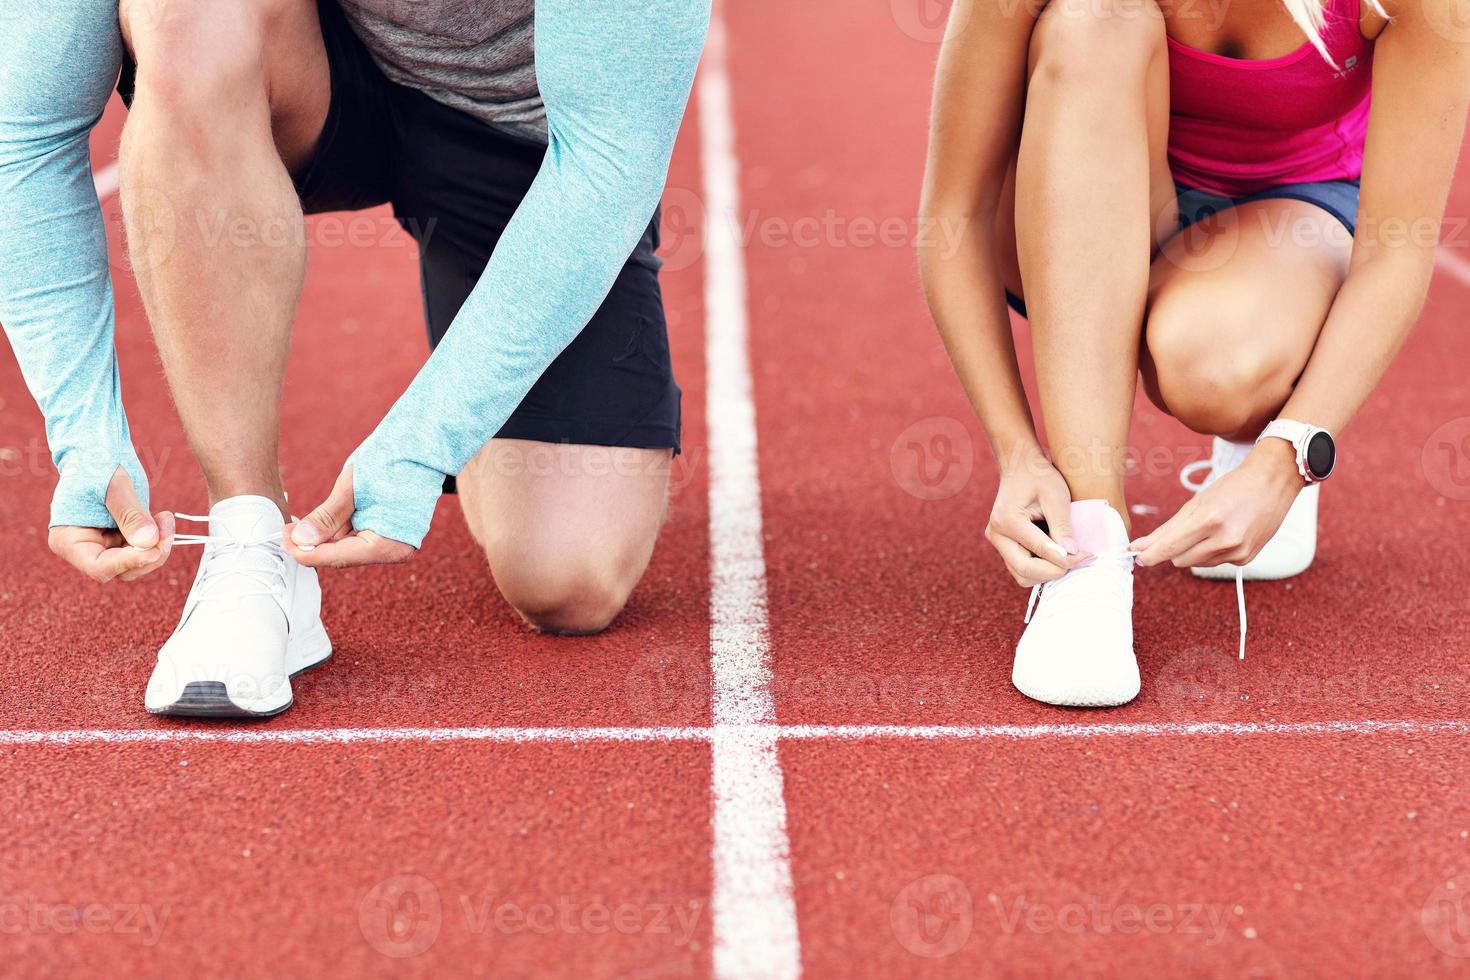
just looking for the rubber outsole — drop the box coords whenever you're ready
[1011,677,1141,709]
[146,646,333,721]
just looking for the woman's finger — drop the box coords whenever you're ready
[997,511,1074,571]
[1132,508,1212,567]
[992,534,1070,587]
[1168,537,1235,569]
[1035,482,1077,553]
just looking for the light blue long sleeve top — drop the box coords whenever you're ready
[1,0,708,546]
[0,3,146,528]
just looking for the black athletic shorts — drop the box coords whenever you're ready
[119,0,682,490]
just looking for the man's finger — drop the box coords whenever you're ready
[292,467,356,548]
[70,541,160,583]
[287,530,412,569]
[118,512,177,581]
[104,467,158,549]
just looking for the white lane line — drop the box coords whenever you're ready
[699,3,802,977]
[93,161,120,200]
[4,719,1467,748]
[1435,246,1470,287]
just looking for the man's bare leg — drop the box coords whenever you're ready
[118,0,328,516]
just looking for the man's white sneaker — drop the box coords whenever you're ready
[1181,436,1318,581]
[145,495,332,718]
[1012,499,1140,708]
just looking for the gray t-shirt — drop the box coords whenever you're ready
[338,0,546,142]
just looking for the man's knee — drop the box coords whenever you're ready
[491,551,642,636]
[122,0,279,114]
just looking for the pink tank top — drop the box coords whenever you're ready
[1166,0,1374,197]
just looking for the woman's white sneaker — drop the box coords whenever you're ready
[1181,436,1317,581]
[144,495,332,718]
[1012,500,1140,708]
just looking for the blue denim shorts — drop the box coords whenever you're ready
[1005,177,1360,319]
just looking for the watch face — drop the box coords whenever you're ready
[1306,430,1335,480]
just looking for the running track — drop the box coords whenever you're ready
[4,2,1470,976]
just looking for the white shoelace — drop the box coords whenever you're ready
[1025,548,1137,625]
[1180,437,1254,494]
[1026,549,1247,661]
[1178,448,1249,660]
[171,513,289,602]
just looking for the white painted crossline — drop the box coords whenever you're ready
[0,726,704,747]
[7,719,1467,748]
[699,4,803,978]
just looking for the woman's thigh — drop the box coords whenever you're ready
[1140,197,1353,436]
[993,0,1176,304]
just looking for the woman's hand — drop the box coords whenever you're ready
[283,467,417,569]
[1131,440,1304,568]
[984,445,1091,587]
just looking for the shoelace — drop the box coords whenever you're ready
[1177,453,1249,660]
[1026,547,1247,661]
[171,513,289,602]
[1178,458,1215,493]
[1180,437,1254,494]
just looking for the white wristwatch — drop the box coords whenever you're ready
[1256,418,1336,483]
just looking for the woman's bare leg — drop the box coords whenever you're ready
[1006,0,1175,522]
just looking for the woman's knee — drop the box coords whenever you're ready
[1144,307,1296,436]
[1030,0,1164,84]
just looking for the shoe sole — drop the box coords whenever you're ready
[1191,559,1311,582]
[1012,677,1141,708]
[147,624,333,720]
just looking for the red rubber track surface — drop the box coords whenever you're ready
[3,3,1470,975]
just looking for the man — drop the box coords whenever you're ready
[0,0,708,716]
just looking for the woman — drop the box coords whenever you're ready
[918,0,1470,706]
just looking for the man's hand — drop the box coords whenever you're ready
[283,466,416,569]
[1131,439,1305,569]
[48,467,175,583]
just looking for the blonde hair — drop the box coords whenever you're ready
[1282,0,1387,65]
